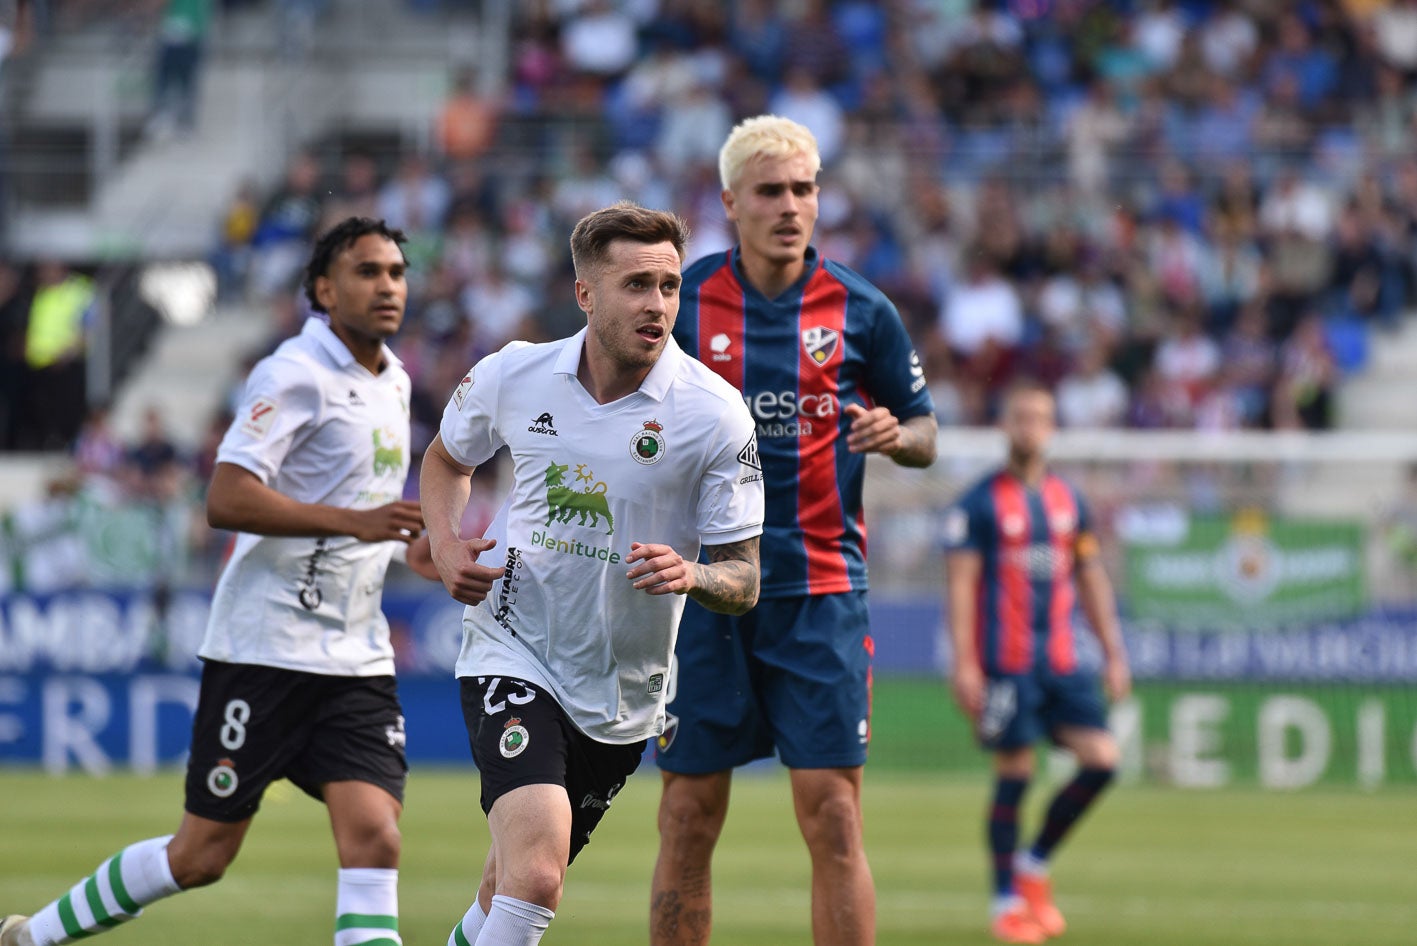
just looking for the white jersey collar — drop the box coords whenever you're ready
[301,315,402,373]
[553,326,683,403]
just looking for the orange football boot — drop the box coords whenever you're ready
[991,900,1048,944]
[1015,872,1066,937]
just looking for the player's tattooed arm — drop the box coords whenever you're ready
[688,536,761,615]
[890,413,939,468]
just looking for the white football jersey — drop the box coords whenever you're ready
[200,317,413,676]
[440,330,764,743]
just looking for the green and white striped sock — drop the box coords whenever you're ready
[28,836,179,945]
[447,899,486,946]
[335,868,401,946]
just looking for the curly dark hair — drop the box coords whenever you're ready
[302,217,408,314]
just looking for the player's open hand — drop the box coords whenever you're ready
[625,542,692,596]
[351,500,425,543]
[844,403,902,456]
[951,662,986,721]
[432,535,502,606]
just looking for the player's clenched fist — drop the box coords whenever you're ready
[432,535,502,605]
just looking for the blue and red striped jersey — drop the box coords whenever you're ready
[944,469,1094,675]
[673,246,934,598]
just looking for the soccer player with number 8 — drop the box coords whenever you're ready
[2,217,442,946]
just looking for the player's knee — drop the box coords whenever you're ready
[360,819,402,866]
[1079,737,1121,773]
[502,859,565,911]
[169,845,235,889]
[799,792,864,861]
[657,783,728,855]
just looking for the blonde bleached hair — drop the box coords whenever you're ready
[718,115,822,191]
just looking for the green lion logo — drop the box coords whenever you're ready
[372,428,403,476]
[543,461,615,535]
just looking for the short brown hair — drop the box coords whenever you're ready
[569,201,691,280]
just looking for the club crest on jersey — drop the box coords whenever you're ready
[453,370,474,409]
[801,326,839,367]
[207,758,239,798]
[240,397,278,438]
[631,419,666,465]
[500,717,529,758]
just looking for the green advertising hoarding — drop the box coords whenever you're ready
[872,679,1417,787]
[1122,511,1365,626]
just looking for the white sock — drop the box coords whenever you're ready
[991,893,1023,918]
[448,899,487,946]
[28,836,180,945]
[335,868,401,946]
[1015,850,1049,877]
[474,894,553,946]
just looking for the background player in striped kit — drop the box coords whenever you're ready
[943,380,1131,943]
[652,116,938,946]
[2,218,441,946]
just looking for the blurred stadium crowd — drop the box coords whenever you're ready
[9,0,1417,470]
[214,0,1417,446]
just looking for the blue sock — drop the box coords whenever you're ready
[1030,767,1115,862]
[988,777,1029,898]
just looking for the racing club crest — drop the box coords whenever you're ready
[500,717,530,758]
[801,326,839,367]
[631,419,666,465]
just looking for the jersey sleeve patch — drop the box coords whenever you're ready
[239,396,279,439]
[736,435,760,471]
[453,369,474,409]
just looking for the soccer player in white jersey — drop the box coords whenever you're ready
[421,202,766,946]
[2,217,442,946]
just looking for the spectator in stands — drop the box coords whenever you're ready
[212,178,259,300]
[1220,301,1277,427]
[377,152,450,243]
[1065,79,1129,197]
[1273,313,1338,430]
[768,67,845,166]
[1374,0,1417,72]
[1153,304,1221,422]
[125,405,185,501]
[459,258,534,356]
[434,66,500,164]
[72,403,125,481]
[16,261,94,450]
[1058,338,1129,429]
[559,0,639,78]
[320,151,382,232]
[249,151,324,297]
[146,0,213,137]
[1201,218,1263,330]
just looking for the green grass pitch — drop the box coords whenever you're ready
[1,766,1412,945]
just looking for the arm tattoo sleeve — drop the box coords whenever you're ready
[688,536,761,615]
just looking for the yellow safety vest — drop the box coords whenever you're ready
[25,276,94,368]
